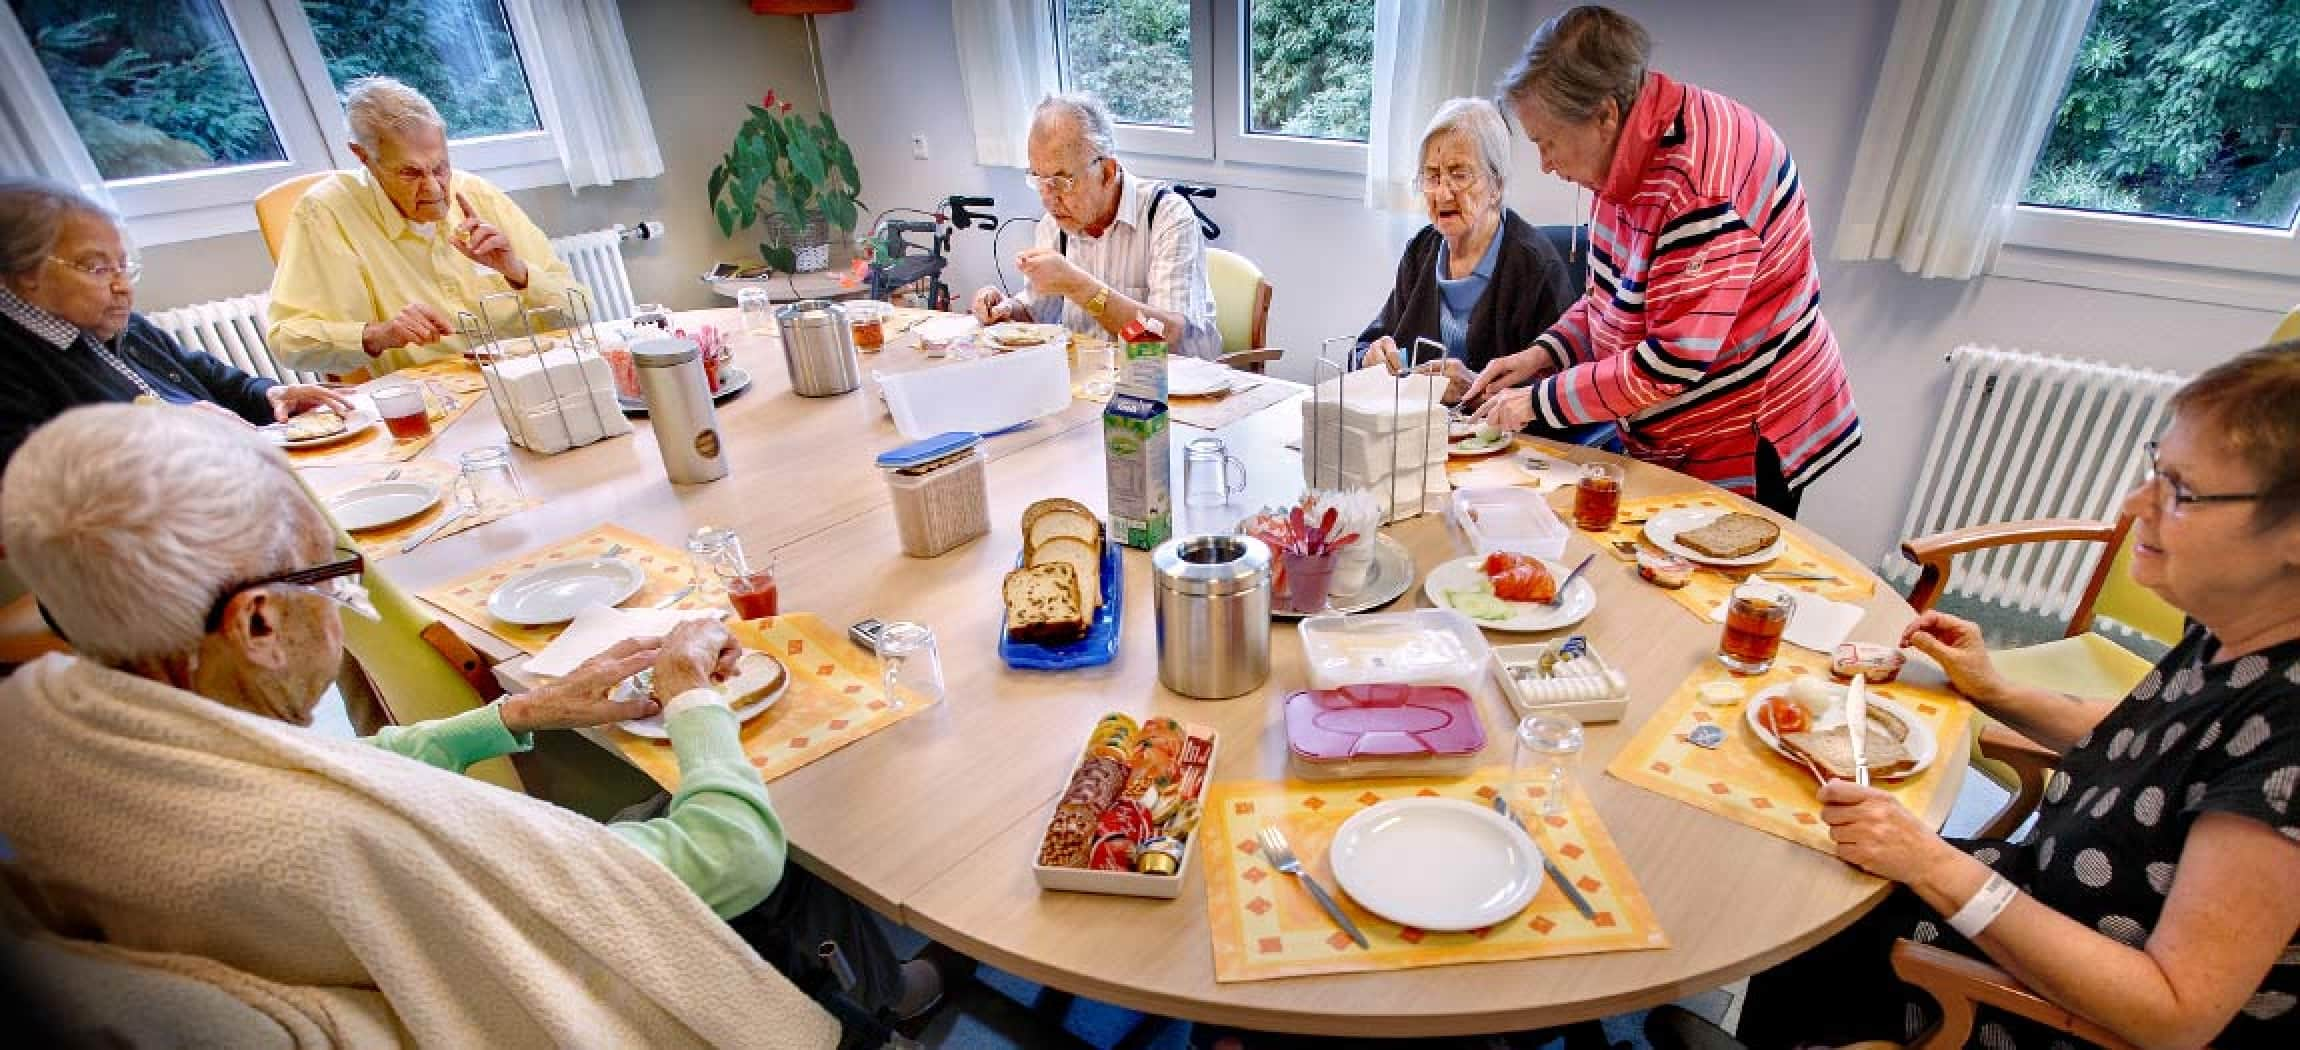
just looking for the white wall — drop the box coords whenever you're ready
[818,0,2291,565]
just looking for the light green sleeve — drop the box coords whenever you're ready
[361,704,531,773]
[607,704,789,920]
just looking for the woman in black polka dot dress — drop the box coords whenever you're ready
[1730,343,2300,1049]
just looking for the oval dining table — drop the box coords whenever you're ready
[299,308,1964,1038]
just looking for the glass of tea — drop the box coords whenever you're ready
[371,383,431,441]
[688,526,779,621]
[1573,462,1622,531]
[846,300,890,351]
[1718,580,1796,674]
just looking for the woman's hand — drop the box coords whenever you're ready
[1820,779,1964,885]
[1414,358,1474,403]
[265,383,357,423]
[500,638,663,733]
[1470,386,1535,433]
[1360,336,1402,374]
[1902,610,2010,704]
[1460,349,1544,405]
[652,619,743,700]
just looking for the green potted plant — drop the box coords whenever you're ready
[708,89,862,274]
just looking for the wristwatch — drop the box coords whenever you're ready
[1084,284,1112,318]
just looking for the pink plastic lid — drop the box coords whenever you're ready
[1284,684,1487,764]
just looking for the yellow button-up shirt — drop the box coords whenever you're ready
[265,169,583,376]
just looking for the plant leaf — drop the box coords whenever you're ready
[821,192,857,233]
[715,200,735,238]
[706,164,727,208]
[763,242,796,274]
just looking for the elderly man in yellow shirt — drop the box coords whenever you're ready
[266,76,583,376]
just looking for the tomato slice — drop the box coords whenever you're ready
[1757,696,1809,736]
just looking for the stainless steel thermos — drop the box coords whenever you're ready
[775,299,861,397]
[1151,534,1273,699]
[631,336,729,484]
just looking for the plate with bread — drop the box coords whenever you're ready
[1642,508,1785,567]
[610,652,790,740]
[1001,498,1122,670]
[982,322,1069,353]
[1743,675,1937,783]
[264,408,377,449]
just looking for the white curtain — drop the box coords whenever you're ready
[0,6,115,207]
[502,0,664,189]
[1365,0,1493,214]
[951,0,1060,169]
[1833,0,2096,279]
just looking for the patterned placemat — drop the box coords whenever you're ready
[1167,380,1296,430]
[283,387,485,467]
[1605,654,1974,854]
[393,359,489,395]
[1591,493,1876,620]
[318,459,539,561]
[1201,772,1667,983]
[602,613,935,785]
[418,524,698,652]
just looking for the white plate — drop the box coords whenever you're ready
[1447,432,1513,458]
[265,408,378,449]
[1330,798,1544,932]
[617,366,752,414]
[611,657,790,740]
[1742,682,1938,780]
[982,322,1068,353]
[1422,556,1596,632]
[1167,359,1235,398]
[327,480,442,532]
[1642,507,1786,567]
[485,558,647,626]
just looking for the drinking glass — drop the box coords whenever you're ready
[1081,342,1118,399]
[1513,712,1585,817]
[845,300,890,350]
[372,383,431,441]
[878,620,943,711]
[737,288,776,336]
[688,525,778,620]
[1573,462,1622,531]
[456,445,526,515]
[1182,437,1248,507]
[1717,580,1795,674]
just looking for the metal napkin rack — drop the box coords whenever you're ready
[454,287,620,455]
[1304,335,1444,522]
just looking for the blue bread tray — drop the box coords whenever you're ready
[999,539,1122,671]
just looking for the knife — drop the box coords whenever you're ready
[400,505,471,553]
[1845,672,1870,788]
[1544,552,1598,607]
[1491,795,1598,920]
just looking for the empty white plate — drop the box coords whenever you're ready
[1642,507,1785,567]
[1422,556,1597,632]
[1330,798,1544,931]
[1168,359,1235,398]
[328,480,442,532]
[485,558,647,626]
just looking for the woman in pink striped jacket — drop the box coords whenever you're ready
[1465,5,1860,518]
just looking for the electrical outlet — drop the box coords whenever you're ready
[910,134,929,160]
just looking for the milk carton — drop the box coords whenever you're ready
[1103,393,1171,549]
[1115,316,1168,401]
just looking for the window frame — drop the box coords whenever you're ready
[1996,197,2300,316]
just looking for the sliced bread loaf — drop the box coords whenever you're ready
[1028,535,1101,614]
[1026,507,1102,554]
[1004,562,1087,644]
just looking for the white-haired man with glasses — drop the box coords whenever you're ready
[969,93,1221,360]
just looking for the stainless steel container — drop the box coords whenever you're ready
[1152,534,1273,700]
[775,299,861,396]
[631,335,728,484]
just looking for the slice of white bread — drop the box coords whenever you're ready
[1023,497,1097,537]
[1004,563,1088,644]
[717,651,788,705]
[1026,507,1102,553]
[283,410,348,441]
[1028,535,1102,614]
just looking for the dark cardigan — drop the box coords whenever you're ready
[1354,209,1577,375]
[0,311,275,472]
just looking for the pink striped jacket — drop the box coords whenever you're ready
[1529,72,1860,495]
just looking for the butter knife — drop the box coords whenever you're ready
[1491,795,1598,920]
[1846,672,1870,788]
[400,505,470,553]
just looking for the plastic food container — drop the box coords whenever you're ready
[1450,486,1569,562]
[1491,641,1630,723]
[876,432,989,558]
[1297,608,1490,694]
[1285,683,1488,780]
[1032,716,1219,899]
[878,348,1072,440]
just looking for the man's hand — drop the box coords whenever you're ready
[970,285,1012,324]
[265,383,357,422]
[652,619,744,701]
[499,638,663,733]
[361,302,456,356]
[450,193,528,287]
[1014,247,1093,302]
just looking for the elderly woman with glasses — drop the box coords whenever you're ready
[1706,342,2300,1050]
[0,176,350,473]
[1355,98,1577,410]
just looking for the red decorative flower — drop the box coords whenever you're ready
[762,89,779,108]
[781,102,794,114]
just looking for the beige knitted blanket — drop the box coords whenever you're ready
[0,655,839,1049]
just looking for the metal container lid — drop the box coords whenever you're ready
[629,335,698,368]
[1152,534,1271,597]
[776,299,846,328]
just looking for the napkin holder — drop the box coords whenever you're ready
[457,287,632,455]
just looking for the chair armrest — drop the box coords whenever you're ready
[1975,721,2060,840]
[1900,518,2120,612]
[420,622,503,701]
[1891,940,2141,1050]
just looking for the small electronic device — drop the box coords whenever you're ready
[849,618,886,655]
[709,261,742,279]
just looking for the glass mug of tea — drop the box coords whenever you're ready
[688,525,779,621]
[1718,580,1796,674]
[1573,462,1622,531]
[371,382,432,441]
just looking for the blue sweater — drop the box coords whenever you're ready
[0,311,275,472]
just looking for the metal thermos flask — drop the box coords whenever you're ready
[775,299,861,396]
[1151,534,1273,699]
[631,336,728,484]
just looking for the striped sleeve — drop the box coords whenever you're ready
[1144,191,1221,360]
[1534,199,1758,428]
[1531,294,1595,372]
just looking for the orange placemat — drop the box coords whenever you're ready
[284,387,485,467]
[418,524,696,652]
[1168,380,1296,430]
[1593,493,1875,621]
[393,359,489,395]
[318,459,539,561]
[1606,654,1974,854]
[1201,772,1666,983]
[602,613,934,786]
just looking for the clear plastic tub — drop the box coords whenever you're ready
[1449,486,1569,561]
[1296,608,1490,694]
[1285,683,1490,780]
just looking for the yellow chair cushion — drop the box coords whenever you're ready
[1965,632,2156,792]
[2092,538,2184,647]
[1204,247,1263,354]
[2272,303,2298,343]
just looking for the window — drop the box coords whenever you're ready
[1244,0,1372,144]
[1999,0,2299,306]
[1056,0,1194,129]
[301,0,541,140]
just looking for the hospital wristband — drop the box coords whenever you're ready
[1947,872,2017,940]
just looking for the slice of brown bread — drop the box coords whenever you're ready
[1028,535,1102,614]
[1678,512,1781,559]
[1004,562,1087,644]
[1781,723,1915,781]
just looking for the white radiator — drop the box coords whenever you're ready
[146,293,317,385]
[1884,345,2188,621]
[549,224,638,322]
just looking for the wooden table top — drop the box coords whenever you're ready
[305,318,1958,1036]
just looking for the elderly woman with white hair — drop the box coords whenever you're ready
[266,75,581,376]
[0,406,938,1045]
[1355,98,1577,410]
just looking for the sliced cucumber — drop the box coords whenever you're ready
[1445,588,1513,621]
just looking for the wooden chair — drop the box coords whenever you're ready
[2274,303,2299,343]
[1205,248,1274,371]
[1892,940,2144,1050]
[254,172,330,263]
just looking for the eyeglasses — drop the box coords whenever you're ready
[1417,166,1484,193]
[203,546,375,631]
[2141,441,2261,514]
[1024,157,1104,196]
[47,255,141,285]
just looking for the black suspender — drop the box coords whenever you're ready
[1058,184,1175,257]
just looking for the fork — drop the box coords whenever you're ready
[1256,825,1368,949]
[649,584,697,610]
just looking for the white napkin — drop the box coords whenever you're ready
[525,604,725,677]
[1708,592,1865,655]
